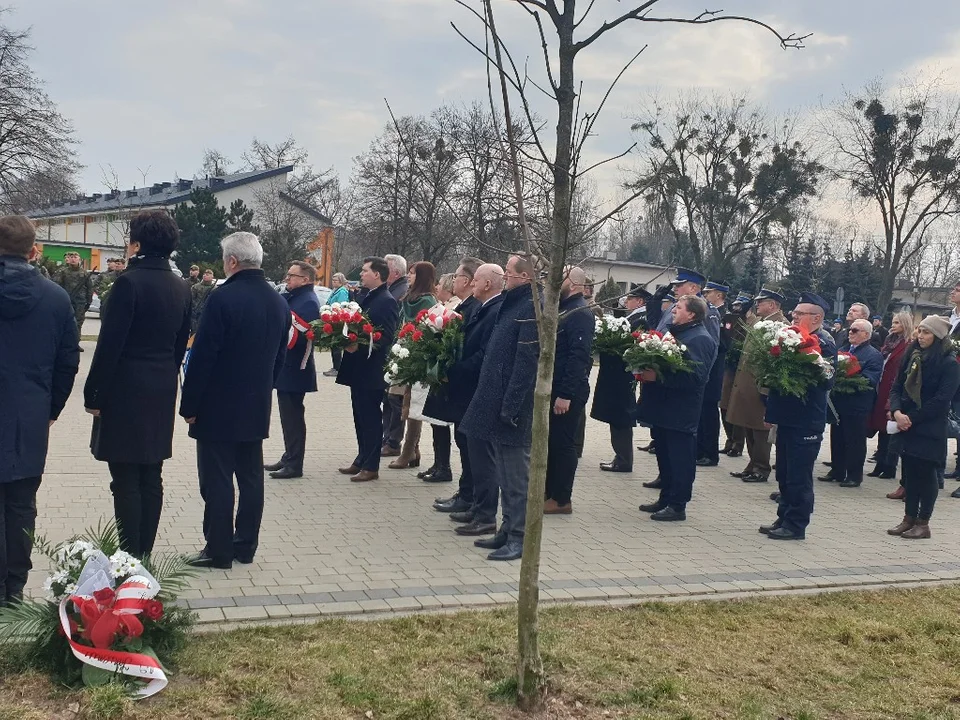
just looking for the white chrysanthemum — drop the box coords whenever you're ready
[398,347,410,359]
[390,362,399,374]
[391,343,403,355]
[109,551,142,579]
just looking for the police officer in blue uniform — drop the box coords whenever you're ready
[760,292,837,540]
[696,280,730,466]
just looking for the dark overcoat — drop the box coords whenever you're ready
[590,308,645,427]
[634,319,718,434]
[833,341,883,417]
[335,282,399,391]
[0,256,79,482]
[275,284,321,394]
[85,256,191,464]
[889,340,960,466]
[179,269,290,443]
[459,283,538,446]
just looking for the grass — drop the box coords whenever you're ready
[3,586,960,718]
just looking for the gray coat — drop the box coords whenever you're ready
[459,283,539,446]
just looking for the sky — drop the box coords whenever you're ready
[12,0,960,205]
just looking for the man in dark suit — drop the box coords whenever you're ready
[265,261,321,479]
[459,254,539,561]
[380,254,408,456]
[337,256,400,483]
[544,266,595,514]
[636,295,718,521]
[592,287,650,473]
[820,317,884,488]
[0,215,79,605]
[180,232,290,569]
[434,263,505,530]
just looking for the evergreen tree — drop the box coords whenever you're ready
[595,277,623,311]
[174,188,228,270]
[733,246,766,295]
[226,198,260,234]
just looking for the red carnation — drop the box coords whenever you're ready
[348,332,358,341]
[650,330,663,338]
[631,331,641,338]
[322,323,333,334]
[362,323,373,334]
[770,345,782,357]
[320,312,332,321]
[373,332,382,341]
[412,331,423,341]
[416,309,429,322]
[402,322,415,335]
[144,600,164,621]
[353,312,363,323]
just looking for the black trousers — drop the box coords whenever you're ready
[697,402,721,463]
[353,385,386,471]
[331,347,343,371]
[277,391,307,473]
[574,409,586,459]
[546,400,585,505]
[197,440,264,563]
[467,436,499,524]
[381,392,403,449]
[902,455,939,521]
[721,409,745,451]
[654,428,698,510]
[432,424,451,468]
[0,477,41,604]
[455,426,474,503]
[831,412,869,483]
[775,426,822,534]
[876,432,899,474]
[609,425,633,467]
[108,462,163,557]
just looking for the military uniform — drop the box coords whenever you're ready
[719,294,751,454]
[190,279,217,335]
[696,282,730,466]
[53,264,93,335]
[762,293,837,540]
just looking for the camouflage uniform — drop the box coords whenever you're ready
[190,279,217,334]
[54,265,93,333]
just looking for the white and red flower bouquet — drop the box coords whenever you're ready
[622,329,693,380]
[743,320,834,398]
[310,301,383,353]
[0,522,194,697]
[593,314,636,357]
[832,351,871,395]
[385,304,464,387]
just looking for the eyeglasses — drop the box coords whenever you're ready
[285,273,307,280]
[454,273,471,280]
[849,328,865,334]
[792,310,818,318]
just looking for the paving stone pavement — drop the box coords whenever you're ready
[29,329,960,624]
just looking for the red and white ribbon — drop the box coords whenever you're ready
[287,311,316,370]
[59,575,168,698]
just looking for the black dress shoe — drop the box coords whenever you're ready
[423,466,453,483]
[727,449,743,458]
[475,532,507,550]
[600,461,632,473]
[434,497,472,514]
[817,474,837,482]
[186,551,232,570]
[263,461,284,472]
[642,476,662,489]
[758,520,782,535]
[456,520,497,536]
[488,540,523,561]
[638,501,665,514]
[234,550,255,564]
[838,480,861,488]
[866,468,883,478]
[434,491,459,505]
[946,468,960,480]
[877,470,896,479]
[742,473,769,483]
[417,464,437,480]
[449,510,475,523]
[767,526,804,540]
[951,486,960,499]
[269,467,303,479]
[729,470,748,479]
[770,491,781,502]
[650,506,686,521]
[695,457,719,467]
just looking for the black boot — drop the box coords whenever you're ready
[423,464,453,483]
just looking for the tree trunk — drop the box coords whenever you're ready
[516,6,576,712]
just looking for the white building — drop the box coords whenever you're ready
[25,166,329,270]
[581,254,675,293]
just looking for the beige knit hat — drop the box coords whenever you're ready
[918,314,951,340]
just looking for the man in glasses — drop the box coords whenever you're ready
[818,317,883,488]
[265,261,321,479]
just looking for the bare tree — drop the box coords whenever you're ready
[453,0,809,710]
[823,78,960,311]
[198,148,233,177]
[0,12,78,212]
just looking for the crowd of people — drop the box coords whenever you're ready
[3,207,960,604]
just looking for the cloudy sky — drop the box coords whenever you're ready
[13,0,960,201]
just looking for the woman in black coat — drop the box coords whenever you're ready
[84,210,192,557]
[887,315,960,540]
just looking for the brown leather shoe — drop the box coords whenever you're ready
[901,520,930,539]
[887,515,915,536]
[380,445,400,457]
[338,464,361,475]
[543,499,572,515]
[350,470,379,483]
[886,486,906,500]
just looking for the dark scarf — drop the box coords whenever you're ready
[904,340,948,407]
[880,330,904,358]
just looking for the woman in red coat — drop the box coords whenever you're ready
[868,312,913,486]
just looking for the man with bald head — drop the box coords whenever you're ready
[819,316,883,489]
[434,263,505,525]
[543,266,594,514]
